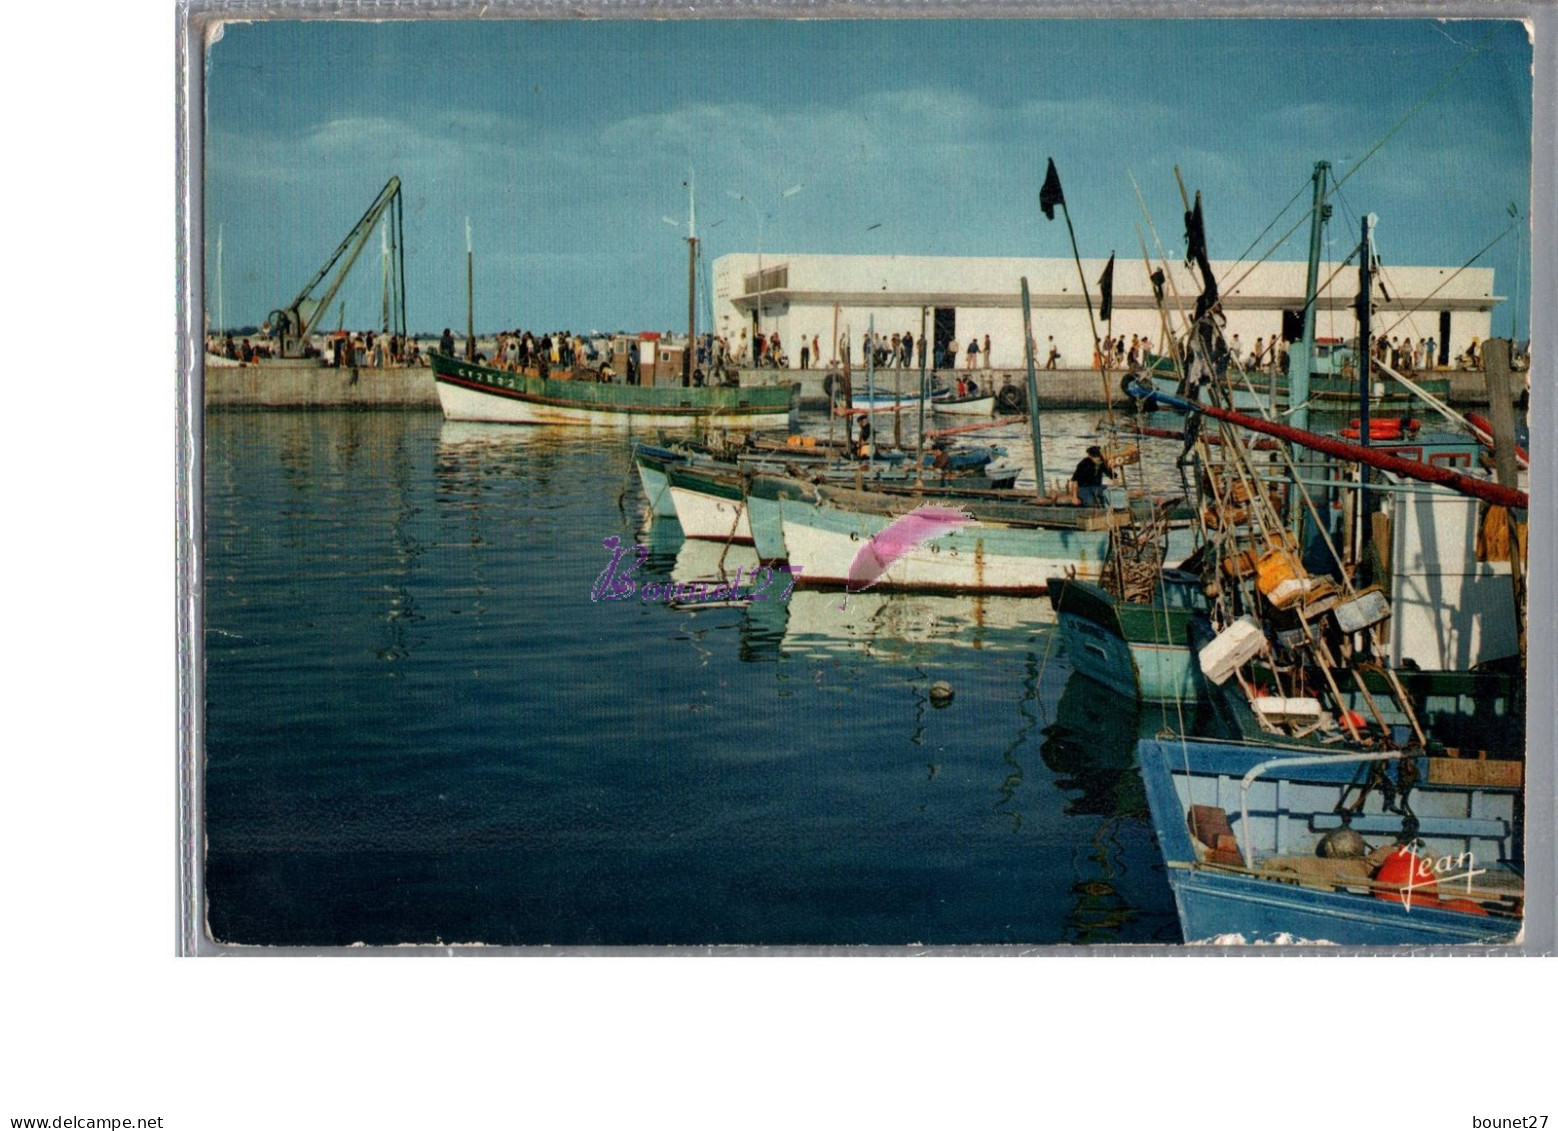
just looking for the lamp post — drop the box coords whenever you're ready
[727,184,803,347]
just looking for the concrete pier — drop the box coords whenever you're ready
[204,361,440,409]
[201,357,1513,412]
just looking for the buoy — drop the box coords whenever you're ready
[929,681,955,706]
[1317,826,1368,859]
[1341,418,1405,441]
[1372,845,1439,906]
[1341,709,1368,732]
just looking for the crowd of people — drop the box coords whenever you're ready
[211,321,1521,381]
[473,328,595,375]
[1085,328,1508,376]
[206,330,424,367]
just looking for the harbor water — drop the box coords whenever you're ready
[203,408,1193,947]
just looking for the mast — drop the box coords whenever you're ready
[395,190,407,345]
[915,305,928,486]
[1356,214,1377,553]
[685,170,697,386]
[1482,338,1527,665]
[465,216,474,361]
[216,223,224,336]
[1288,161,1330,433]
[381,217,391,337]
[1021,277,1046,494]
[866,314,876,467]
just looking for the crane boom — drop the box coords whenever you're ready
[270,176,403,357]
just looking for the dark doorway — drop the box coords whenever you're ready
[934,307,956,369]
[1438,311,1451,367]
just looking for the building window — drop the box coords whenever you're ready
[743,266,788,295]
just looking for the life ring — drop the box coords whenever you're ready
[996,384,1025,413]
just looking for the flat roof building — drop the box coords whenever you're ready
[712,253,1497,370]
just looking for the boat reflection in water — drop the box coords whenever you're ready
[1040,671,1184,943]
[776,589,1054,660]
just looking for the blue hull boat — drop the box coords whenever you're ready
[1137,736,1523,946]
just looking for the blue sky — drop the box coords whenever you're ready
[204,18,1533,337]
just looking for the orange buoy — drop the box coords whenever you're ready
[1373,846,1439,907]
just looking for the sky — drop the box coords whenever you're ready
[203,18,1534,338]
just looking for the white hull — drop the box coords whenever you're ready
[781,507,1108,594]
[435,377,790,429]
[668,485,754,543]
[931,397,995,417]
[635,462,679,518]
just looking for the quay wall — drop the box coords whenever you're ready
[201,360,1510,411]
[205,362,440,408]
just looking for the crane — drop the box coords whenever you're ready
[268,176,405,358]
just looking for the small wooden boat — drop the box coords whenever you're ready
[930,392,995,417]
[1138,736,1522,945]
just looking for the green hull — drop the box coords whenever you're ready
[432,352,794,425]
[1048,576,1204,703]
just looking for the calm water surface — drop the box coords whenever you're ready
[204,409,1183,946]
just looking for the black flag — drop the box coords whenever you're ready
[1184,196,1208,269]
[1040,159,1065,221]
[1098,254,1116,321]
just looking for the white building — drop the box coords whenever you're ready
[711,253,1497,370]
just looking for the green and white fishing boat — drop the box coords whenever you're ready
[432,353,795,427]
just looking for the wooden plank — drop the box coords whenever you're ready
[1426,757,1524,788]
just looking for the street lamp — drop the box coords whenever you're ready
[726,183,803,344]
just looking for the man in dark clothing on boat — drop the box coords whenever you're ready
[439,328,455,356]
[1070,446,1114,507]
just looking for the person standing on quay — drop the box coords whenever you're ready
[966,337,979,370]
[983,334,992,369]
[800,338,810,370]
[1046,336,1059,369]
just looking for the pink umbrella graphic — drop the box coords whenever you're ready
[846,505,975,592]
